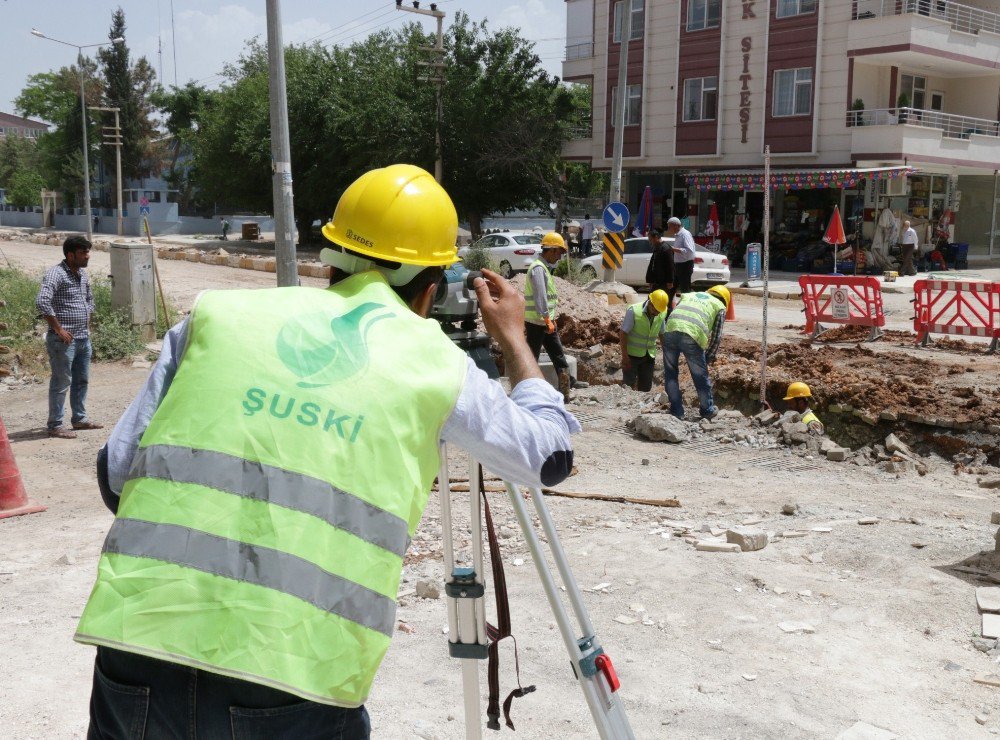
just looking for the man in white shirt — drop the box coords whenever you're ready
[899,219,919,276]
[580,214,594,256]
[666,216,697,293]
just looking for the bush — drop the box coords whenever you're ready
[460,242,499,273]
[90,278,146,360]
[552,256,592,286]
[0,268,46,367]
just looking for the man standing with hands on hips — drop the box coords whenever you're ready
[666,216,697,294]
[35,235,103,439]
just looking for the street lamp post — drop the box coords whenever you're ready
[31,29,124,243]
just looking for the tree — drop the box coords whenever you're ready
[7,170,46,207]
[98,8,158,184]
[0,134,44,190]
[441,13,576,234]
[150,82,215,213]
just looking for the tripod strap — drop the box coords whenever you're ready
[480,465,536,731]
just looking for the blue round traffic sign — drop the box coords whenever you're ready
[603,202,630,233]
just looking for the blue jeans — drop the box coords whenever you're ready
[88,647,371,739]
[46,333,91,429]
[662,332,717,419]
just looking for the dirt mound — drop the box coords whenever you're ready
[509,273,626,350]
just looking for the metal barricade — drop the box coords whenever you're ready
[798,274,886,341]
[912,279,999,353]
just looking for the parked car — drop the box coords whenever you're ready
[579,237,731,288]
[457,232,544,278]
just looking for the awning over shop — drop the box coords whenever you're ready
[685,166,914,192]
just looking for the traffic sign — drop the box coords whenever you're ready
[139,205,151,216]
[601,232,624,270]
[831,287,850,319]
[602,202,630,233]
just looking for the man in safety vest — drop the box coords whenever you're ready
[79,164,579,738]
[524,231,572,402]
[661,285,730,420]
[784,381,824,435]
[619,289,670,392]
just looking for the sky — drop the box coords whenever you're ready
[0,0,568,117]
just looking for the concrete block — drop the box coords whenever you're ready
[826,448,847,462]
[977,587,1000,614]
[726,528,768,552]
[695,540,741,553]
[982,613,1000,639]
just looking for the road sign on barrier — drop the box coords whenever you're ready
[798,274,886,341]
[603,202,630,233]
[602,232,624,270]
[746,243,761,282]
[913,279,999,353]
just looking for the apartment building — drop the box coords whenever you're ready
[0,112,48,141]
[563,0,1000,256]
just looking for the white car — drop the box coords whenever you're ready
[457,232,543,278]
[579,237,730,288]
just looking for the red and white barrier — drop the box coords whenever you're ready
[798,274,886,342]
[912,279,999,353]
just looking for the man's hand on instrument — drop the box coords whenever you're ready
[474,269,526,350]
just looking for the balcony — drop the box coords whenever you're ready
[562,40,595,81]
[562,121,593,160]
[848,107,1000,167]
[849,0,1000,75]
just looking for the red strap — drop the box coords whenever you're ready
[480,465,535,730]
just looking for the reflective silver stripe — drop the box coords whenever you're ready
[130,445,410,557]
[104,518,396,637]
[667,313,711,339]
[674,303,713,321]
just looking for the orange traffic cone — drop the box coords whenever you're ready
[726,293,737,321]
[0,415,45,520]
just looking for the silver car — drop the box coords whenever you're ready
[457,232,543,278]
[579,237,731,288]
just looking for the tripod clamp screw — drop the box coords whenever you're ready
[445,567,485,599]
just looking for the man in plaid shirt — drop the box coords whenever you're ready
[35,236,103,439]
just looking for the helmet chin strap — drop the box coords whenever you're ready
[320,246,425,286]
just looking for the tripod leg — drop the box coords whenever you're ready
[503,482,635,739]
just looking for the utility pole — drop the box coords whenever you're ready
[606,2,632,282]
[31,29,124,243]
[396,1,446,183]
[91,106,123,236]
[265,0,298,287]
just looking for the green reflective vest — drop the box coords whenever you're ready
[664,292,725,350]
[76,271,467,708]
[524,259,558,321]
[802,409,823,432]
[625,302,666,359]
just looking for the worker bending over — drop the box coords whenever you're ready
[661,285,730,420]
[784,381,824,435]
[524,231,572,401]
[619,289,670,392]
[78,164,579,738]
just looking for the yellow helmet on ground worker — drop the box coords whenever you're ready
[648,289,669,314]
[540,232,567,250]
[320,164,458,284]
[706,285,730,307]
[784,381,813,400]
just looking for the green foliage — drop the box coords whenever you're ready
[0,268,46,364]
[98,9,159,181]
[551,256,591,286]
[0,135,45,190]
[852,98,865,111]
[150,82,216,213]
[7,170,46,206]
[460,242,499,273]
[896,92,911,109]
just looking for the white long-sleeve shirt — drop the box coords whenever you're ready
[104,317,580,496]
[672,227,697,264]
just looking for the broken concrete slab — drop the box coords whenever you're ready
[754,409,780,426]
[884,433,914,458]
[695,541,742,553]
[977,587,1000,614]
[827,448,848,462]
[726,528,768,552]
[982,613,1000,639]
[777,621,816,634]
[632,414,689,443]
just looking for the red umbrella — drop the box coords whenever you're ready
[705,202,721,237]
[822,205,846,245]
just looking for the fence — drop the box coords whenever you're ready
[853,0,1000,36]
[799,274,886,342]
[912,279,999,353]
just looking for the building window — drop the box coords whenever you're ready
[611,84,643,126]
[687,0,721,31]
[776,0,817,18]
[613,0,644,42]
[773,67,813,117]
[899,74,926,109]
[682,76,718,121]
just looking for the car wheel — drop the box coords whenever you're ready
[580,265,598,282]
[498,261,513,279]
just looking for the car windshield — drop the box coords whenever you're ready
[513,235,542,245]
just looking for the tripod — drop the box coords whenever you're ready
[437,446,635,739]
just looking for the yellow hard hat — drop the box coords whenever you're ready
[541,231,567,250]
[783,382,812,401]
[706,285,730,307]
[648,289,669,314]
[321,164,458,267]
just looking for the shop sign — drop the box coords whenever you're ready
[739,37,752,144]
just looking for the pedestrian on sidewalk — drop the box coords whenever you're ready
[644,228,675,307]
[899,220,918,276]
[580,213,594,256]
[620,289,669,392]
[661,285,730,420]
[35,236,103,439]
[78,164,579,739]
[783,382,824,435]
[524,231,573,401]
[666,216,696,294]
[220,217,231,240]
